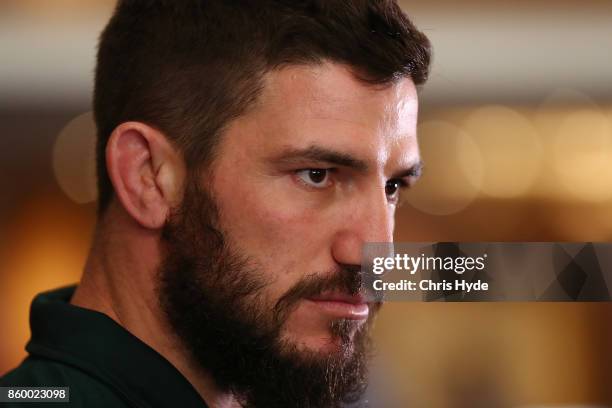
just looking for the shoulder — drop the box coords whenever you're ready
[1,356,130,408]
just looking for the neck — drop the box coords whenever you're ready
[71,203,240,408]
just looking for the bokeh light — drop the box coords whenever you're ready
[552,109,612,203]
[52,111,97,204]
[462,106,542,199]
[404,120,483,215]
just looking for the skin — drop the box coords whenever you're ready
[71,62,421,408]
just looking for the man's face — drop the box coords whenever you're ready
[210,63,420,351]
[158,62,420,407]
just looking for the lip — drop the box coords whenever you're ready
[307,292,369,320]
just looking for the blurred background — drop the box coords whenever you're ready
[1,1,612,407]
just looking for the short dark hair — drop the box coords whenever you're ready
[94,0,431,215]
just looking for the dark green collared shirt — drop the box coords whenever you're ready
[0,286,209,408]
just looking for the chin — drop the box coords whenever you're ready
[278,302,367,358]
[283,325,359,357]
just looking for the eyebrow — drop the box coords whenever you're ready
[392,161,423,179]
[272,146,369,172]
[271,145,423,179]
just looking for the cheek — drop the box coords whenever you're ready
[216,170,324,250]
[213,176,332,295]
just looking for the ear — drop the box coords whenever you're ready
[106,122,185,229]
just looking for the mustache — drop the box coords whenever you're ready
[274,266,379,318]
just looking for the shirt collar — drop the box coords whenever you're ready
[26,285,208,408]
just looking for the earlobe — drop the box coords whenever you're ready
[106,122,183,229]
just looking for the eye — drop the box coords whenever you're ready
[385,179,406,203]
[295,169,333,189]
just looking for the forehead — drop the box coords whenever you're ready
[225,62,419,166]
[262,63,417,133]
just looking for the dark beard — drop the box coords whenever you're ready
[156,179,380,408]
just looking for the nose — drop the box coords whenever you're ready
[331,189,395,267]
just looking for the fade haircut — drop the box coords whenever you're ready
[94,0,431,214]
